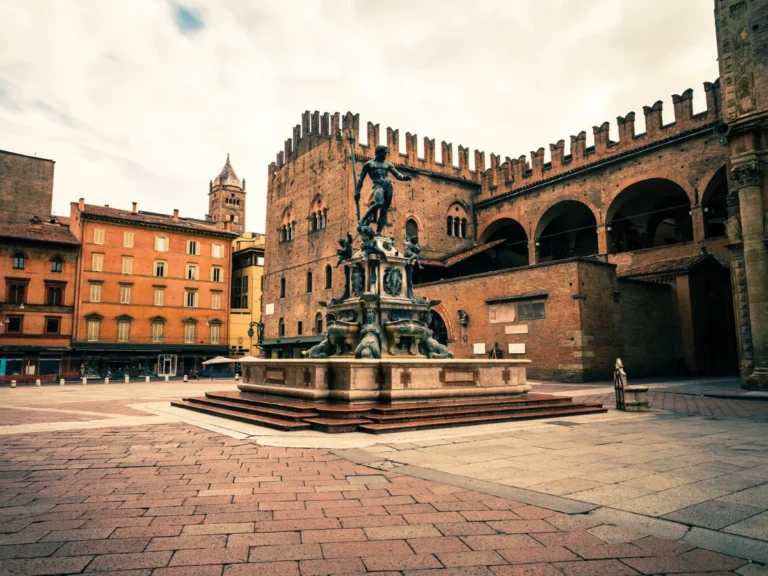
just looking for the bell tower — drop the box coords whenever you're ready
[208,154,246,235]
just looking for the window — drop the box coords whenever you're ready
[151,321,164,343]
[123,231,134,248]
[51,257,62,273]
[121,256,133,274]
[278,317,285,337]
[209,323,221,344]
[242,276,248,292]
[117,320,130,342]
[297,321,303,335]
[306,271,313,293]
[12,253,24,269]
[185,291,197,308]
[91,252,104,271]
[211,292,221,310]
[8,283,26,304]
[447,216,454,236]
[212,244,223,258]
[212,267,222,282]
[518,301,546,320]
[184,322,195,344]
[406,218,419,240]
[47,286,63,306]
[89,283,102,302]
[315,312,323,335]
[6,316,22,333]
[154,260,166,277]
[186,264,198,280]
[93,228,105,244]
[241,295,248,308]
[187,241,198,255]
[325,265,332,290]
[119,285,132,304]
[86,319,101,342]
[280,277,286,298]
[45,317,60,335]
[153,287,165,306]
[154,236,168,252]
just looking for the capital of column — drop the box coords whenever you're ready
[731,162,764,190]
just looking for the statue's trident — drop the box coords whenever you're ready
[347,130,361,222]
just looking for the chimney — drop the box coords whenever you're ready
[78,198,85,210]
[173,209,179,222]
[132,202,138,215]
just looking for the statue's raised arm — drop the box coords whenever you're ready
[388,163,411,182]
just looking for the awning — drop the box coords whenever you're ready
[202,356,236,365]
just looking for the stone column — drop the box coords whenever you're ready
[690,205,706,244]
[733,162,768,389]
[596,224,610,256]
[528,241,538,265]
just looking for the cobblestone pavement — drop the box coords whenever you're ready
[0,423,760,576]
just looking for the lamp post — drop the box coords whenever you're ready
[247,319,264,356]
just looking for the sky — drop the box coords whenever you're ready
[0,0,719,233]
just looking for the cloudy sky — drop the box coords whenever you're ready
[1,0,718,233]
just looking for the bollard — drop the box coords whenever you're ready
[60,378,65,386]
[35,379,41,387]
[164,375,169,383]
[10,380,16,388]
[124,375,129,384]
[104,378,109,385]
[145,376,150,383]
[82,377,87,386]
[183,375,188,382]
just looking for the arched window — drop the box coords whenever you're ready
[325,265,332,290]
[51,256,62,273]
[280,277,286,298]
[278,317,285,337]
[309,196,327,233]
[447,204,469,238]
[406,218,419,240]
[281,208,294,242]
[315,312,323,335]
[306,271,313,293]
[460,218,467,238]
[12,253,24,269]
[447,216,454,236]
[453,218,460,237]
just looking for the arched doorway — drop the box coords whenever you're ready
[607,179,693,253]
[535,201,598,263]
[429,312,449,345]
[702,166,728,239]
[479,218,529,270]
[406,218,419,240]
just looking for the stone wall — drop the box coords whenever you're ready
[0,151,54,225]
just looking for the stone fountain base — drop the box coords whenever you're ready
[238,358,531,405]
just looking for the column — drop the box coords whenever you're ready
[733,161,768,389]
[690,204,706,244]
[596,224,610,256]
[528,241,538,265]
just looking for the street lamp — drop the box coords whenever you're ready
[247,319,264,355]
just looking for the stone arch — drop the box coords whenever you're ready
[429,303,454,343]
[477,217,529,270]
[405,217,419,240]
[534,200,599,263]
[606,178,693,254]
[701,166,728,239]
[280,205,295,242]
[446,202,469,238]
[308,194,327,232]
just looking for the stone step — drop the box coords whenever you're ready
[358,405,608,434]
[369,394,574,416]
[303,418,373,433]
[204,391,320,413]
[365,399,581,423]
[170,400,312,431]
[183,396,318,421]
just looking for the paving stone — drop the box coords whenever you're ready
[435,522,496,536]
[531,531,606,548]
[664,500,763,530]
[340,514,408,529]
[300,528,367,543]
[462,534,544,551]
[408,536,471,554]
[365,524,442,540]
[322,539,414,559]
[487,520,559,534]
[146,535,227,551]
[56,537,149,557]
[399,566,495,576]
[630,535,695,557]
[681,548,750,571]
[723,511,768,541]
[298,557,366,575]
[437,550,508,567]
[152,566,223,576]
[498,546,579,564]
[362,553,442,571]
[492,564,567,575]
[0,555,94,575]
[552,559,640,575]
[168,547,249,566]
[223,561,299,576]
[85,551,173,571]
[247,542,323,562]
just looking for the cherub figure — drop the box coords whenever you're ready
[404,235,423,270]
[335,230,354,267]
[358,220,388,262]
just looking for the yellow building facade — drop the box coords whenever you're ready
[229,232,265,356]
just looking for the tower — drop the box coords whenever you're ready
[208,154,246,235]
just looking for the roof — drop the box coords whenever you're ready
[620,254,711,279]
[422,239,507,268]
[213,154,242,189]
[0,222,79,245]
[74,203,236,237]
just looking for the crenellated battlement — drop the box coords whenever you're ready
[269,80,721,199]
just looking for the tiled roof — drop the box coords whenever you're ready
[0,222,79,245]
[620,254,710,278]
[53,215,71,226]
[74,203,235,236]
[213,154,241,188]
[422,239,507,268]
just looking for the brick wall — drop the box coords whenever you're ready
[0,152,54,225]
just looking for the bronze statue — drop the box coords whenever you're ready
[358,220,388,261]
[419,327,454,359]
[335,231,354,267]
[404,234,423,301]
[355,145,412,234]
[354,308,382,359]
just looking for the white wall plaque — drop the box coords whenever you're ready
[473,343,486,355]
[508,343,526,354]
[505,325,529,334]
[265,303,275,316]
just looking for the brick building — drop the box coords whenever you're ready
[229,232,266,356]
[260,0,768,386]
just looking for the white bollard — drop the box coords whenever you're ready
[104,378,109,385]
[164,375,169,383]
[145,376,150,383]
[183,375,188,382]
[82,377,87,386]
[60,378,65,386]
[10,380,16,388]
[124,375,129,384]
[35,379,41,387]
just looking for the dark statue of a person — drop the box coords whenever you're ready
[335,231,354,267]
[355,308,382,359]
[404,234,423,302]
[355,144,412,234]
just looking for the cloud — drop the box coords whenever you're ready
[0,0,718,232]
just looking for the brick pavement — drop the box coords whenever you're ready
[0,423,757,575]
